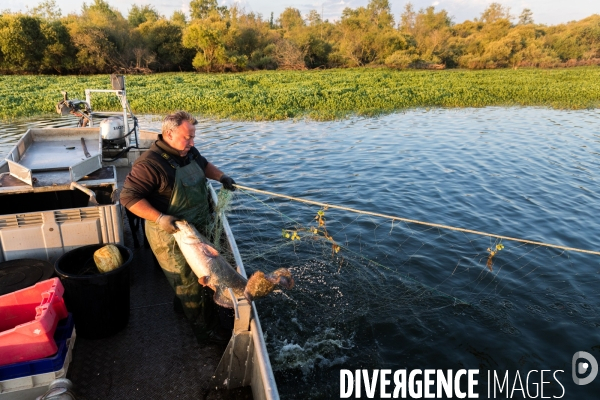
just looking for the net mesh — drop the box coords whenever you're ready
[214,185,600,397]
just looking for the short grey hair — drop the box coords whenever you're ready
[162,111,198,135]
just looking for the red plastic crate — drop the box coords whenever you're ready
[0,278,68,367]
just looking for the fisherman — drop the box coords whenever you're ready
[120,110,236,344]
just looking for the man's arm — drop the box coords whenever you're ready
[204,162,225,181]
[120,161,164,220]
[127,199,161,222]
[205,162,236,191]
[121,160,178,233]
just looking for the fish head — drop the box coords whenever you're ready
[173,220,206,246]
[173,220,218,286]
[174,220,193,236]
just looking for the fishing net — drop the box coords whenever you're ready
[213,185,600,399]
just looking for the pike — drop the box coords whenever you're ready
[173,220,294,308]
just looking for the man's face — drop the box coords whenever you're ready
[167,120,195,156]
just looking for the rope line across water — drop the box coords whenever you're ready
[234,184,600,257]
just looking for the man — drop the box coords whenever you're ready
[120,110,236,344]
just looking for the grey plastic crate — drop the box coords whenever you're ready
[0,165,123,264]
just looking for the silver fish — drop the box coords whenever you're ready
[173,220,294,308]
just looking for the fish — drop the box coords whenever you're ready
[173,220,294,308]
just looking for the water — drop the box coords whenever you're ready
[1,108,599,399]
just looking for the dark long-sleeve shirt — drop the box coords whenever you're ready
[120,136,209,213]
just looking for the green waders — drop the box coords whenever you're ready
[144,152,217,340]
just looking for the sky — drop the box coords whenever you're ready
[4,0,600,26]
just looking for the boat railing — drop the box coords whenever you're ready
[208,184,280,400]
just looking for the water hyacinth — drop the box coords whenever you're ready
[0,67,598,121]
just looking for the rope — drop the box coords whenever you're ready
[234,184,600,257]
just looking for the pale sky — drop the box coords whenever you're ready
[4,0,600,26]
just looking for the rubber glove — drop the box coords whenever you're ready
[156,213,178,234]
[220,175,236,191]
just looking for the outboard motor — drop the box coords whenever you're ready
[55,91,91,127]
[100,116,126,143]
[56,74,139,161]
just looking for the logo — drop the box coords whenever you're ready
[572,351,598,385]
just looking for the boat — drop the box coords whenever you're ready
[0,75,279,399]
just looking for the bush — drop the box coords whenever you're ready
[384,50,418,69]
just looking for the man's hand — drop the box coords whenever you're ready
[220,175,236,191]
[156,213,178,234]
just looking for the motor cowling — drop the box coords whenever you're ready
[100,117,125,142]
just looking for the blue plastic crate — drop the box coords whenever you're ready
[0,313,74,381]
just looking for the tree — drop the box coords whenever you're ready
[171,10,187,27]
[40,19,77,73]
[518,9,534,25]
[189,0,227,20]
[479,3,511,24]
[272,38,306,69]
[366,0,394,28]
[66,0,130,73]
[183,15,229,71]
[411,6,453,64]
[546,15,600,61]
[134,18,193,70]
[400,3,416,34]
[307,10,321,27]
[225,11,276,70]
[278,8,304,31]
[0,14,47,72]
[0,0,598,73]
[128,4,160,27]
[333,0,408,67]
[27,0,61,21]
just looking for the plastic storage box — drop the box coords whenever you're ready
[0,313,74,381]
[0,155,123,264]
[0,320,76,399]
[0,278,68,367]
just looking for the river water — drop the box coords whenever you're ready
[1,108,599,399]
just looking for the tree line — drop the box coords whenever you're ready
[1,0,599,74]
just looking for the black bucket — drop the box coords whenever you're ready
[54,244,133,339]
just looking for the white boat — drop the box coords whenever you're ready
[0,75,278,400]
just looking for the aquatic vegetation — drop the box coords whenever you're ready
[0,67,599,121]
[486,242,505,271]
[282,207,341,256]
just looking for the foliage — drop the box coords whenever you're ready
[183,13,230,72]
[189,0,228,20]
[64,0,131,73]
[399,5,452,66]
[0,67,598,121]
[1,0,600,73]
[332,0,402,67]
[40,19,77,73]
[0,14,48,73]
[133,19,192,71]
[127,4,160,28]
[27,0,62,21]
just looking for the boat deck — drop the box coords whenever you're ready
[65,167,252,400]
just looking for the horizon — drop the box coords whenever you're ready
[4,0,600,26]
